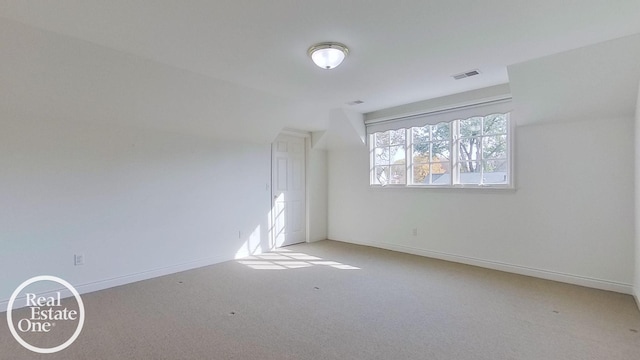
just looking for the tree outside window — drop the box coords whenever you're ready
[370,113,510,187]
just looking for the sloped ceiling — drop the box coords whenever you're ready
[509,33,640,125]
[0,18,326,142]
[2,1,640,140]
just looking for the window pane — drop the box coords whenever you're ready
[483,160,508,184]
[390,145,405,164]
[458,137,480,162]
[431,141,450,161]
[430,163,450,185]
[483,114,507,135]
[459,161,481,184]
[432,123,450,141]
[390,164,406,184]
[412,126,429,144]
[460,117,482,137]
[482,135,507,159]
[459,160,480,173]
[413,163,429,184]
[374,147,389,165]
[375,131,390,147]
[431,162,448,174]
[483,159,508,172]
[412,144,430,159]
[390,129,405,145]
[412,160,450,185]
[374,166,389,185]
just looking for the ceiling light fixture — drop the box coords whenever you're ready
[307,42,349,70]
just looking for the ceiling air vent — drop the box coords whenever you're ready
[452,69,481,80]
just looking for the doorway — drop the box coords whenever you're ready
[271,133,306,247]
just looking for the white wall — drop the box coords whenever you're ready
[0,117,274,302]
[328,116,635,293]
[308,147,328,242]
[635,80,640,306]
[0,19,310,304]
[508,33,640,126]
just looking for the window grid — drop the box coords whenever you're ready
[409,125,452,186]
[371,130,408,185]
[369,113,510,188]
[456,115,509,185]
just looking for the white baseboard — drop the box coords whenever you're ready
[2,254,230,312]
[331,238,634,295]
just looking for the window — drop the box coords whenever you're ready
[411,122,451,185]
[372,129,406,185]
[370,113,511,188]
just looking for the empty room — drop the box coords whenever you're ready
[1,1,640,359]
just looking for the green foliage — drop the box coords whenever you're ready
[412,123,450,157]
[459,114,507,173]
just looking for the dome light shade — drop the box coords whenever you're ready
[308,42,349,70]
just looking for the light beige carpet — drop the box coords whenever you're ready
[1,240,639,359]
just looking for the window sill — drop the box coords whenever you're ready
[369,184,515,191]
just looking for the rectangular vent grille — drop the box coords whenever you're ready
[453,69,480,80]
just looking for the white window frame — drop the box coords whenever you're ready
[407,122,452,186]
[368,112,513,189]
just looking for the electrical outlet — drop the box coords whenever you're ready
[412,228,418,236]
[74,254,85,266]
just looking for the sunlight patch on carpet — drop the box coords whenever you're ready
[237,250,360,270]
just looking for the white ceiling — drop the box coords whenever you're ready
[2,1,640,127]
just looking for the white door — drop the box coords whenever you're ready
[272,134,306,247]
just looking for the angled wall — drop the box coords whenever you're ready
[635,79,640,308]
[0,19,296,304]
